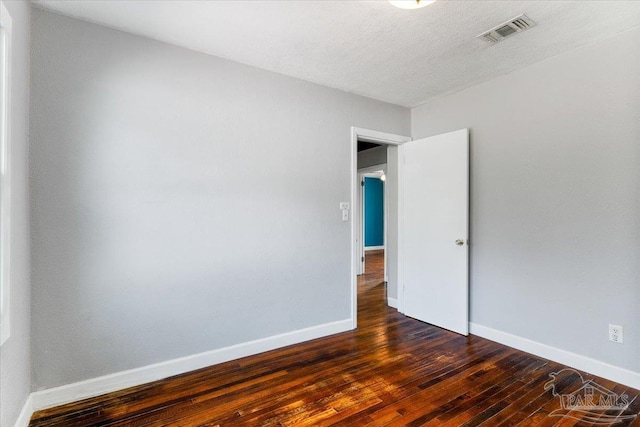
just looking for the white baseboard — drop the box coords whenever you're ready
[13,395,33,427]
[30,319,352,412]
[470,322,640,390]
[387,298,398,309]
[364,246,384,251]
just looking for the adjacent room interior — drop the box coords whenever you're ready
[1,1,639,426]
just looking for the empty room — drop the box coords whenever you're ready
[1,0,640,426]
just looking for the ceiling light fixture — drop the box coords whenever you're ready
[389,0,436,10]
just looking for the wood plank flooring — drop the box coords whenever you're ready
[30,252,640,426]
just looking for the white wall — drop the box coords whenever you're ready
[30,8,410,390]
[412,27,640,373]
[0,1,31,426]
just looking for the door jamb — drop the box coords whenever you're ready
[351,127,411,329]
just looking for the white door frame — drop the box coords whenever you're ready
[357,165,386,276]
[351,127,411,329]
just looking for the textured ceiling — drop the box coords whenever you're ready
[32,1,640,107]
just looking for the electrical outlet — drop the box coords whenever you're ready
[609,324,623,344]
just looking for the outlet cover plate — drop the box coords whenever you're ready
[609,324,623,344]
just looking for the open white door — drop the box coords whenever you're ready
[400,129,469,335]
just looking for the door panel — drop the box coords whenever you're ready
[401,129,469,335]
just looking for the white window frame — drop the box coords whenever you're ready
[0,0,12,346]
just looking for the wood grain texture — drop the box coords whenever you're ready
[29,252,640,426]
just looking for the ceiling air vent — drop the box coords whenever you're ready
[477,14,536,44]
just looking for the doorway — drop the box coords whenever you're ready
[350,127,470,335]
[350,127,410,329]
[357,166,386,277]
[357,168,388,313]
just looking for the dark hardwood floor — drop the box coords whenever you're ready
[30,251,640,426]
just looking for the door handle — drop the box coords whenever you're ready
[456,239,464,246]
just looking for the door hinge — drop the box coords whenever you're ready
[361,180,365,186]
[361,256,364,262]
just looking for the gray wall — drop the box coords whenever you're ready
[357,146,387,169]
[0,1,31,426]
[30,9,410,390]
[386,146,399,300]
[412,27,640,372]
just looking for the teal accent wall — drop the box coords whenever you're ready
[364,177,384,247]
